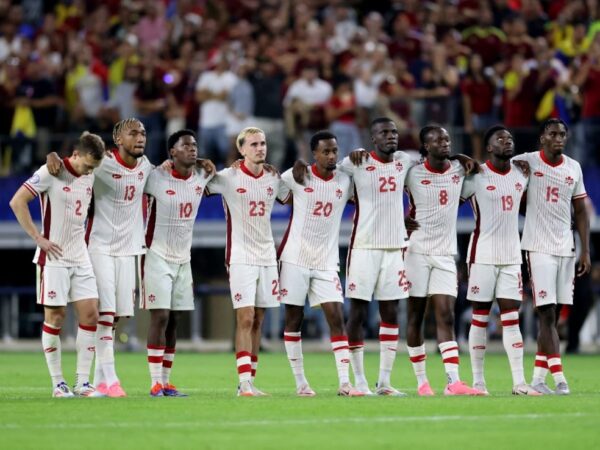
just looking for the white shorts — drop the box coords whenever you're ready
[90,253,139,317]
[37,264,98,307]
[404,252,457,298]
[279,262,343,307]
[467,263,523,302]
[526,251,575,307]
[141,251,195,311]
[346,248,409,301]
[228,264,280,309]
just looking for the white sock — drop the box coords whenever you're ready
[75,324,96,388]
[42,322,63,386]
[284,331,307,388]
[469,309,489,385]
[378,322,398,387]
[236,351,252,383]
[96,312,118,386]
[500,309,525,386]
[331,336,350,385]
[251,354,258,383]
[147,345,165,385]
[349,341,368,388]
[407,344,428,386]
[439,340,460,384]
[162,347,175,385]
[548,354,567,385]
[532,352,549,385]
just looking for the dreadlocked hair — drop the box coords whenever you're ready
[112,118,142,146]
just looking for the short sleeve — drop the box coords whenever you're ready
[23,166,52,197]
[280,169,295,190]
[206,169,228,195]
[572,163,587,200]
[144,170,159,196]
[277,177,291,203]
[460,175,476,201]
[338,157,356,175]
[394,150,422,169]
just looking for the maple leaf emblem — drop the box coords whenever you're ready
[234,293,242,302]
[348,283,356,292]
[565,176,574,186]
[471,286,480,295]
[515,182,523,192]
[195,185,203,195]
[137,171,144,181]
[336,188,343,199]
[279,288,288,297]
[266,186,274,197]
[148,294,156,303]
[48,291,57,299]
[538,290,547,299]
[86,187,92,196]
[452,174,460,184]
[395,162,404,172]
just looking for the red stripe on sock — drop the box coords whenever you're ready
[78,324,97,332]
[534,359,549,368]
[501,319,520,327]
[42,324,60,335]
[237,364,252,374]
[147,345,166,350]
[330,335,348,343]
[473,309,490,316]
[162,360,173,368]
[251,354,258,363]
[98,321,113,327]
[148,356,163,363]
[410,354,426,363]
[547,353,561,359]
[549,364,563,374]
[443,357,460,364]
[441,346,459,354]
[99,311,115,316]
[236,351,252,359]
[471,319,488,328]
[284,335,301,342]
[379,322,399,329]
[164,347,176,354]
[379,334,398,341]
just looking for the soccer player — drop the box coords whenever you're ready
[279,130,360,397]
[10,132,106,397]
[404,126,484,396]
[513,119,590,395]
[142,129,213,397]
[462,126,540,396]
[206,127,290,396]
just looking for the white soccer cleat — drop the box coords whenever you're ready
[512,384,542,396]
[296,384,316,397]
[237,381,256,397]
[375,383,407,397]
[354,383,375,396]
[251,384,269,396]
[531,382,554,395]
[473,381,490,396]
[74,382,105,397]
[337,382,365,397]
[53,382,75,398]
[555,382,570,395]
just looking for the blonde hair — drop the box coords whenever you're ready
[112,118,143,146]
[236,127,265,151]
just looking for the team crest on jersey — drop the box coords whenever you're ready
[63,186,71,192]
[395,162,404,172]
[421,180,431,185]
[234,293,242,302]
[452,174,460,184]
[348,282,356,292]
[533,171,544,177]
[236,188,247,194]
[335,188,343,199]
[486,185,496,191]
[48,290,57,299]
[471,286,480,295]
[195,185,203,195]
[148,294,156,303]
[166,190,176,196]
[538,290,547,299]
[565,176,574,186]
[266,186,274,197]
[304,187,314,193]
[137,171,144,181]
[366,166,376,171]
[86,187,92,196]
[515,182,523,192]
[112,173,122,179]
[27,174,40,185]
[279,288,288,297]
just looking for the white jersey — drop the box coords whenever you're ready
[513,150,586,256]
[144,168,213,264]
[86,150,154,256]
[278,165,352,271]
[405,160,465,256]
[207,163,290,266]
[23,160,94,267]
[461,161,529,265]
[339,151,419,249]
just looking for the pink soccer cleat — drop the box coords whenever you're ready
[417,382,435,396]
[337,383,365,397]
[444,381,485,396]
[107,382,127,397]
[96,382,109,396]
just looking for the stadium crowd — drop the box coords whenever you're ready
[1,0,600,174]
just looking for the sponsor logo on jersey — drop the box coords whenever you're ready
[87,346,96,352]
[486,185,496,191]
[48,290,57,299]
[236,188,246,194]
[366,166,376,171]
[112,174,122,179]
[266,186,274,197]
[565,176,574,186]
[304,187,314,193]
[533,171,544,177]
[421,180,431,185]
[473,345,486,350]
[515,182,523,192]
[395,162,404,172]
[44,347,57,353]
[512,342,524,348]
[452,174,461,184]
[166,190,176,196]
[138,171,144,181]
[62,187,71,192]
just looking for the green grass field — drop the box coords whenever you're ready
[1,351,599,450]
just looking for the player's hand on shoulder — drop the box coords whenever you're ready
[196,158,216,177]
[292,159,309,184]
[349,148,368,166]
[35,235,62,260]
[46,152,63,176]
[158,159,174,171]
[404,215,420,232]
[454,154,480,175]
[230,159,242,170]
[512,159,530,177]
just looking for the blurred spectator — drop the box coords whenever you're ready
[104,63,140,123]
[226,62,255,164]
[326,76,361,158]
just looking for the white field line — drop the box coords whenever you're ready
[0,413,591,430]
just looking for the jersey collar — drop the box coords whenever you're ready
[311,164,334,181]
[485,159,511,175]
[539,149,564,167]
[63,157,81,177]
[369,151,393,164]
[172,168,192,180]
[424,159,450,174]
[113,149,138,170]
[240,161,264,178]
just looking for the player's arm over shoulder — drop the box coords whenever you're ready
[205,168,231,195]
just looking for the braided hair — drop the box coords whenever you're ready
[112,118,143,147]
